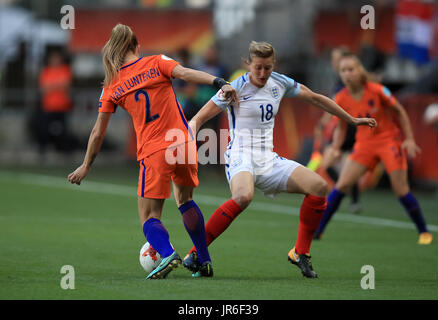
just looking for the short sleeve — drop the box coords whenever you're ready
[210,75,245,111]
[211,89,228,111]
[98,88,116,113]
[157,54,179,78]
[379,85,397,107]
[271,72,300,98]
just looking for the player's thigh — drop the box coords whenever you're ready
[137,197,165,225]
[230,171,255,209]
[378,139,408,179]
[388,169,410,197]
[335,158,368,193]
[286,165,328,197]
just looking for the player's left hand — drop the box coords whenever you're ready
[221,84,240,106]
[68,164,90,185]
[355,117,377,128]
[402,138,421,159]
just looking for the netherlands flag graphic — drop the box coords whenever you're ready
[396,0,434,64]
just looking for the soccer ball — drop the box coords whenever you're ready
[424,103,438,125]
[139,242,162,274]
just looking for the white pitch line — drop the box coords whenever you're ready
[1,171,437,232]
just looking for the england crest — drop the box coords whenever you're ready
[271,86,280,99]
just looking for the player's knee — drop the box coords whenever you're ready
[175,197,192,208]
[312,178,329,197]
[232,192,253,210]
[174,189,193,207]
[334,180,350,194]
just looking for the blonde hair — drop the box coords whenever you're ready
[339,53,372,85]
[247,41,275,62]
[102,24,138,87]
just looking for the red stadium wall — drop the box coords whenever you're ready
[69,9,213,54]
[314,7,396,54]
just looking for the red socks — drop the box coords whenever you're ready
[189,199,242,254]
[188,195,326,256]
[295,195,327,255]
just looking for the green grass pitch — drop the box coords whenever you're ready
[1,165,437,300]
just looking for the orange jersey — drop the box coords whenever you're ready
[39,64,72,112]
[98,54,193,160]
[334,82,399,142]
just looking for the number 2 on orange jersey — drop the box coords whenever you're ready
[135,89,159,124]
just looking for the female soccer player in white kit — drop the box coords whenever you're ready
[184,41,376,278]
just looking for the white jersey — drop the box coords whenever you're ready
[211,72,301,158]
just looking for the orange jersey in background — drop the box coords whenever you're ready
[335,82,407,173]
[39,64,73,112]
[334,82,399,142]
[99,54,193,161]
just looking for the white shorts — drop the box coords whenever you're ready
[224,150,302,198]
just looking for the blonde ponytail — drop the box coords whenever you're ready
[102,24,138,87]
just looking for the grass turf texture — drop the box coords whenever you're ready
[0,165,437,300]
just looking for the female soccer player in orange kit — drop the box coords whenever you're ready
[68,24,239,279]
[315,53,433,245]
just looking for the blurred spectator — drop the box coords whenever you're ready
[195,44,228,108]
[228,59,249,82]
[173,48,200,120]
[312,46,362,213]
[36,48,77,155]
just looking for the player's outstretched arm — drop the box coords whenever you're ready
[189,100,223,135]
[296,84,377,128]
[392,101,421,159]
[68,112,112,185]
[171,65,239,106]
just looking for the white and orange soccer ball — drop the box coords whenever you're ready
[139,242,162,274]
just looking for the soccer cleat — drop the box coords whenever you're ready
[288,247,318,278]
[192,261,214,278]
[350,202,361,214]
[146,251,181,279]
[183,251,201,273]
[418,232,433,245]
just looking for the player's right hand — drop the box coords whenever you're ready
[221,84,239,106]
[355,117,377,128]
[68,164,90,185]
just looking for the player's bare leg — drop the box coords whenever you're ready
[334,159,368,194]
[388,170,432,245]
[284,166,328,278]
[314,159,367,240]
[230,171,255,210]
[138,197,164,225]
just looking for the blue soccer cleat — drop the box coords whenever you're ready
[191,261,213,278]
[146,251,181,280]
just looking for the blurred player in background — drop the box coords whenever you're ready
[314,53,433,245]
[68,24,239,279]
[184,41,376,278]
[309,47,362,213]
[38,49,74,155]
